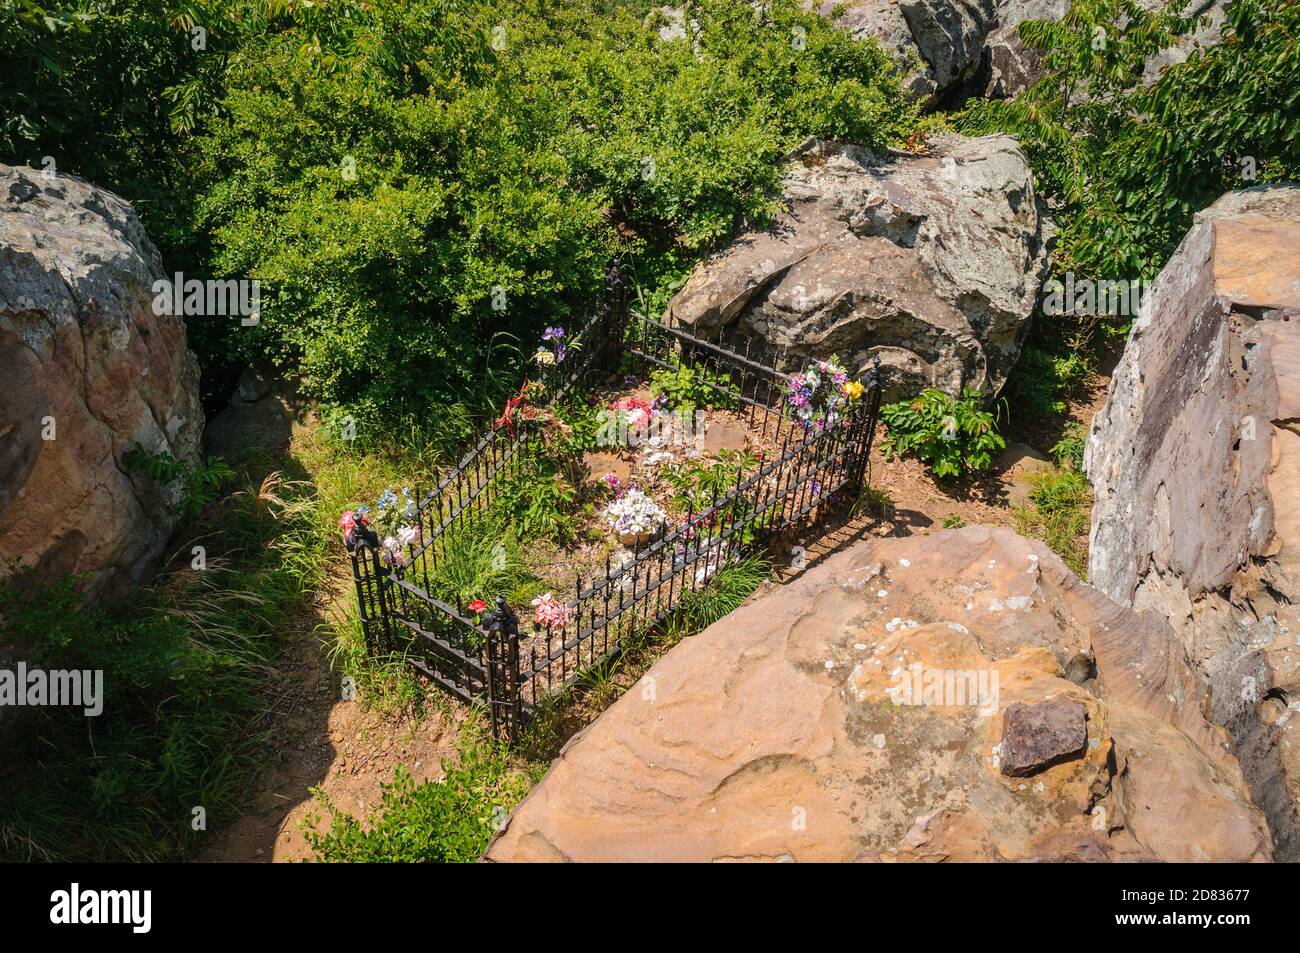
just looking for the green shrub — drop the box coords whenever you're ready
[494,452,582,543]
[961,0,1300,285]
[1051,422,1088,471]
[879,389,1007,480]
[649,364,738,414]
[124,444,236,519]
[1006,345,1093,420]
[185,0,917,431]
[304,731,531,862]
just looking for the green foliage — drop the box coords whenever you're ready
[665,554,771,636]
[551,399,610,457]
[304,729,530,862]
[879,389,1007,480]
[184,0,916,429]
[0,472,325,861]
[1012,466,1092,577]
[961,0,1300,284]
[0,0,206,259]
[495,453,582,543]
[661,449,756,513]
[648,363,738,414]
[1051,422,1088,471]
[425,515,541,613]
[124,443,236,519]
[661,448,758,543]
[941,513,966,529]
[1006,345,1093,419]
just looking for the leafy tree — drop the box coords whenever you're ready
[962,0,1299,286]
[187,0,918,433]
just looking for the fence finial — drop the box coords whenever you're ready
[483,595,519,640]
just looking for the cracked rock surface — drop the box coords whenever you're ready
[1085,184,1300,860]
[484,527,1268,862]
[0,165,203,604]
[665,135,1050,401]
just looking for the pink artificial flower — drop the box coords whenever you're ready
[531,592,571,631]
[339,510,368,539]
[609,397,654,432]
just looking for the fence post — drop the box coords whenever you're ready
[483,595,522,744]
[345,520,385,653]
[848,355,883,494]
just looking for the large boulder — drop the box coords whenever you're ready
[665,135,1050,400]
[809,0,997,104]
[0,166,203,603]
[1085,185,1300,859]
[967,0,1069,99]
[816,0,1227,104]
[485,527,1269,862]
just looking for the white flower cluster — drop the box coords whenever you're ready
[603,487,666,537]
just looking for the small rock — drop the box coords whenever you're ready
[701,419,748,454]
[999,696,1088,777]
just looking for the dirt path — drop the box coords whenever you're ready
[197,621,462,862]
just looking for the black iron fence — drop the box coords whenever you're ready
[347,269,883,742]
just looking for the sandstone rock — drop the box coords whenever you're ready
[665,135,1050,401]
[968,0,1068,98]
[0,165,203,603]
[485,527,1269,862]
[999,696,1088,776]
[1085,184,1300,860]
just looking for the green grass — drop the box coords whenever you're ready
[664,555,772,638]
[0,415,466,861]
[1012,465,1092,578]
[0,469,324,861]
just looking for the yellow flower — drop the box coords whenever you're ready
[842,380,864,400]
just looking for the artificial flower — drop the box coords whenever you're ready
[531,592,571,630]
[603,487,666,537]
